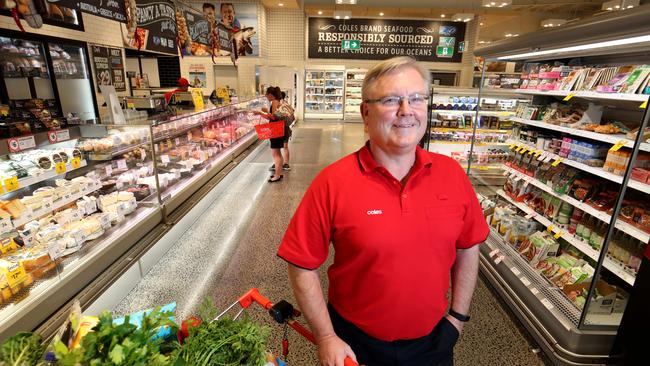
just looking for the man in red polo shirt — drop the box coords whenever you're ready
[277,56,489,366]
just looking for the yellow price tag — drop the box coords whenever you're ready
[521,147,529,154]
[528,150,535,155]
[55,162,67,174]
[547,225,555,232]
[641,100,648,109]
[551,159,563,167]
[563,93,576,101]
[516,146,525,153]
[477,166,489,170]
[167,139,173,149]
[71,157,81,169]
[508,144,516,150]
[609,140,627,152]
[127,102,135,109]
[554,231,562,239]
[5,264,26,289]
[4,177,19,192]
[534,150,543,156]
[0,237,17,255]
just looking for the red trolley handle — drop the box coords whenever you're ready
[238,288,360,366]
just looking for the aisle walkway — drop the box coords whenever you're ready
[114,121,548,365]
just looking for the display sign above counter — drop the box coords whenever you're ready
[56,0,127,23]
[308,18,466,62]
[120,0,177,55]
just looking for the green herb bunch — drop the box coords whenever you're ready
[0,332,46,366]
[174,298,270,366]
[54,308,179,366]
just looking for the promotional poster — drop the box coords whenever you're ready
[176,2,259,61]
[121,0,178,55]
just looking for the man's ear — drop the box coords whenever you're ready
[360,102,368,116]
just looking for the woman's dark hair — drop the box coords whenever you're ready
[265,86,282,100]
[281,91,286,100]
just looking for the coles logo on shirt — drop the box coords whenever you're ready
[367,209,383,215]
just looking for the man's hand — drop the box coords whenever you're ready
[317,334,357,366]
[261,106,269,113]
[445,314,464,335]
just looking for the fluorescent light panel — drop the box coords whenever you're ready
[497,34,650,60]
[334,10,352,19]
[541,18,567,28]
[452,13,474,22]
[335,0,356,4]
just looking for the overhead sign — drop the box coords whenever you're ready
[120,0,178,55]
[342,40,361,50]
[308,18,466,62]
[91,45,126,92]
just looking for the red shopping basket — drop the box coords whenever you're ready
[255,121,285,140]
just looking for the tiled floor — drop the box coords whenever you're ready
[114,121,549,365]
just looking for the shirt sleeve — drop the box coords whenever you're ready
[456,172,490,249]
[277,172,332,269]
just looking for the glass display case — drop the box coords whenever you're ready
[0,30,98,124]
[304,69,344,119]
[0,97,264,339]
[472,9,650,364]
[344,69,365,122]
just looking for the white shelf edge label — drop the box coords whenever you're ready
[530,287,539,295]
[488,248,500,258]
[7,135,36,153]
[520,277,531,287]
[511,267,521,276]
[494,255,505,264]
[47,129,70,144]
[540,298,554,310]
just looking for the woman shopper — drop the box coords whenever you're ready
[268,91,293,172]
[258,86,288,182]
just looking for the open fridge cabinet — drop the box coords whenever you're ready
[427,87,529,186]
[304,69,344,120]
[344,69,366,122]
[472,7,650,365]
[0,98,264,341]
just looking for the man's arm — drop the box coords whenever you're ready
[288,264,356,366]
[446,245,480,332]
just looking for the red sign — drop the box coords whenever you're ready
[47,129,71,144]
[7,135,36,153]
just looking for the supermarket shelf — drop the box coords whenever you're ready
[493,88,650,103]
[11,181,102,228]
[433,110,515,117]
[510,117,650,152]
[502,165,650,244]
[496,189,636,285]
[430,140,510,146]
[1,159,88,196]
[432,127,511,133]
[88,141,150,161]
[507,139,650,195]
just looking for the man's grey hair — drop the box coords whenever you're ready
[361,57,431,100]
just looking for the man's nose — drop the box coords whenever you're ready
[397,98,413,115]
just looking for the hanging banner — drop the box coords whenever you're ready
[308,18,466,62]
[56,0,127,22]
[176,2,258,60]
[91,45,126,92]
[120,0,177,55]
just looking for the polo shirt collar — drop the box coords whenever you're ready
[357,141,433,174]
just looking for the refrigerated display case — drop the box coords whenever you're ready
[427,87,529,186]
[0,30,98,125]
[304,69,344,120]
[472,7,650,365]
[0,98,263,340]
[344,69,365,122]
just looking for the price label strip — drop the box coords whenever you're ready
[554,231,563,239]
[4,177,19,192]
[551,159,563,167]
[563,93,576,101]
[609,140,627,152]
[55,162,67,175]
[511,267,521,276]
[494,255,505,265]
[71,157,82,169]
[488,248,500,258]
[520,277,531,287]
[641,100,648,109]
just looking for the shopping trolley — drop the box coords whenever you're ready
[212,288,359,366]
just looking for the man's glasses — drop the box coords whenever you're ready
[364,93,429,108]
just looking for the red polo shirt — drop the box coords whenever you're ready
[277,143,489,341]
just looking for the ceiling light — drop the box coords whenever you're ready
[318,10,323,14]
[379,12,384,16]
[541,18,567,28]
[622,0,639,9]
[335,0,356,3]
[480,22,484,26]
[452,13,474,22]
[334,10,352,20]
[278,3,284,6]
[497,34,650,60]
[336,0,342,3]
[602,0,638,11]
[483,0,511,7]
[441,14,446,18]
